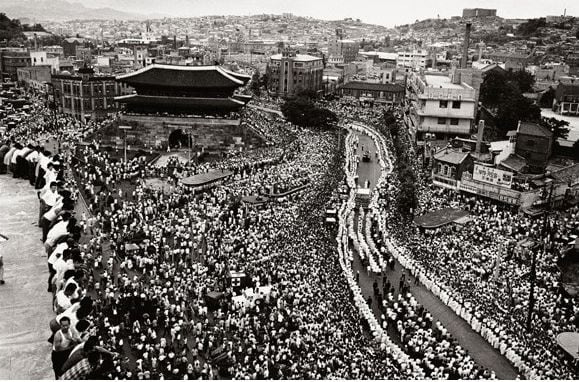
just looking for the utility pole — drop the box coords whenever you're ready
[527,179,554,330]
[119,125,132,163]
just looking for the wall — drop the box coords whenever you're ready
[118,114,263,150]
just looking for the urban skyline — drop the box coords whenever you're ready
[70,0,579,26]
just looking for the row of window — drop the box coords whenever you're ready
[440,100,462,109]
[438,118,460,125]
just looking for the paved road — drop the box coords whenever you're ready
[348,128,519,380]
[0,175,53,380]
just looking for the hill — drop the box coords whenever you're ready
[0,0,151,22]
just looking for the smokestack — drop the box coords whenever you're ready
[34,33,38,51]
[476,120,485,154]
[174,35,177,50]
[461,23,472,69]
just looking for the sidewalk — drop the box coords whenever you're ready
[0,176,53,380]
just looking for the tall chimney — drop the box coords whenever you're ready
[476,120,485,154]
[461,23,472,69]
[34,33,38,51]
[174,35,177,50]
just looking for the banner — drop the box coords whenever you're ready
[472,164,513,188]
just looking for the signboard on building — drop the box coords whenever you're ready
[473,164,513,188]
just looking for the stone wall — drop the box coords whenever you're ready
[117,114,264,151]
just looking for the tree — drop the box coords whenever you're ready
[517,18,546,36]
[260,72,269,90]
[250,70,261,96]
[495,84,541,136]
[540,117,570,140]
[509,70,535,93]
[280,96,337,129]
[480,70,508,108]
[539,87,555,109]
[572,140,579,161]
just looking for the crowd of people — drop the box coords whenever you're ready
[3,86,578,380]
[360,106,579,379]
[2,90,412,379]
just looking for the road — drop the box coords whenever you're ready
[348,126,519,380]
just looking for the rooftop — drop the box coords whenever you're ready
[270,53,322,62]
[424,75,465,90]
[433,149,470,164]
[518,121,553,138]
[116,64,251,88]
[340,81,405,92]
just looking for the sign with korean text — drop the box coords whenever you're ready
[473,164,513,188]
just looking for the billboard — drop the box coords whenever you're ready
[473,164,513,188]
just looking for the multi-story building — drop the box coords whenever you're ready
[554,82,579,115]
[0,48,32,81]
[396,49,428,71]
[462,8,497,18]
[51,66,122,121]
[328,38,359,64]
[17,66,52,90]
[408,71,477,145]
[338,81,405,105]
[266,50,323,97]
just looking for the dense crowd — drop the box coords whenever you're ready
[3,86,578,380]
[1,90,410,379]
[366,112,579,378]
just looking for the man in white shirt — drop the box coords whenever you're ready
[45,214,71,255]
[54,283,76,314]
[9,143,24,177]
[39,181,61,227]
[25,145,40,185]
[48,238,75,293]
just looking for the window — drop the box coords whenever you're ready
[450,118,459,126]
[526,139,535,147]
[438,118,447,125]
[439,100,448,108]
[452,101,461,109]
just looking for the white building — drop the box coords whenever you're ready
[409,72,477,145]
[396,49,428,70]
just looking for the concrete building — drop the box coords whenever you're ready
[431,149,474,189]
[0,48,32,81]
[17,66,52,90]
[554,82,579,116]
[267,50,323,97]
[328,37,359,64]
[462,8,497,18]
[30,51,48,67]
[513,121,553,173]
[396,49,428,70]
[409,71,477,145]
[338,81,405,105]
[51,66,121,122]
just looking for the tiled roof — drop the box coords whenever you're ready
[551,164,579,185]
[500,154,527,173]
[116,64,248,88]
[433,149,470,164]
[518,121,553,138]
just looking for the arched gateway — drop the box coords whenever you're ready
[114,64,259,151]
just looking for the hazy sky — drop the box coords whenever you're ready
[95,0,579,27]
